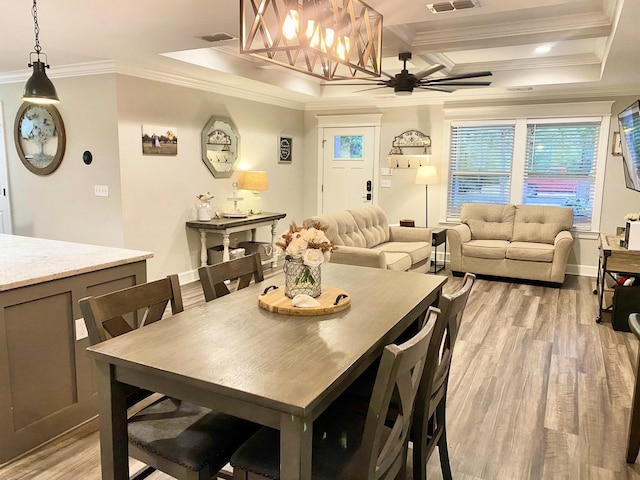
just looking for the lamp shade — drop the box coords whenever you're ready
[239,171,269,191]
[22,61,60,104]
[415,165,438,185]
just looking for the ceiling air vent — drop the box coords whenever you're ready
[426,0,478,14]
[199,32,235,43]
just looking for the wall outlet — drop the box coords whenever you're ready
[381,179,392,188]
[94,185,109,197]
[75,318,89,341]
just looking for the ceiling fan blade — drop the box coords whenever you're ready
[424,71,493,83]
[354,86,392,93]
[322,82,388,86]
[414,64,446,80]
[415,85,455,93]
[419,81,492,87]
[380,70,396,80]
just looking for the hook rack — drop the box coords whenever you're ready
[386,130,431,169]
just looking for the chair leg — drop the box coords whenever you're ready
[436,403,452,480]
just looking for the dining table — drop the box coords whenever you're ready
[86,263,447,480]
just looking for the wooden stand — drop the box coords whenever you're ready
[258,285,351,316]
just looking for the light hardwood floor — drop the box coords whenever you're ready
[2,269,640,479]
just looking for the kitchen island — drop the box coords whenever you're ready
[0,234,152,464]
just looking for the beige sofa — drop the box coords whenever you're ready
[448,203,574,284]
[304,205,433,273]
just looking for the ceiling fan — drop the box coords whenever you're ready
[326,52,492,95]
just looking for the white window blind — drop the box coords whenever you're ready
[447,124,515,219]
[523,122,600,231]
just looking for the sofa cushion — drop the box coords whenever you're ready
[304,211,366,248]
[512,205,574,244]
[348,205,390,248]
[462,240,508,260]
[382,252,413,271]
[373,242,431,265]
[461,203,515,241]
[507,241,554,262]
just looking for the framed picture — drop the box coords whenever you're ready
[14,102,66,176]
[612,131,622,156]
[142,125,178,155]
[278,136,292,164]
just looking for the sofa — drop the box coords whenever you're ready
[448,203,574,284]
[304,205,433,273]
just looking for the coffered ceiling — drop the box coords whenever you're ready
[0,0,638,108]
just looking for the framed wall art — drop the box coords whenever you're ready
[278,135,292,164]
[14,102,66,176]
[142,125,178,155]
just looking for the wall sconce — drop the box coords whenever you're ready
[22,0,59,104]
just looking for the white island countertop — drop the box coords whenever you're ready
[0,234,153,292]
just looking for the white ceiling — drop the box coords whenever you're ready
[1,0,638,108]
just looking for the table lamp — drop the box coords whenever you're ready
[415,165,438,227]
[239,171,269,214]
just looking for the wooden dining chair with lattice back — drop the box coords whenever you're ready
[79,275,259,480]
[229,307,442,480]
[627,313,640,463]
[412,272,475,480]
[198,252,264,302]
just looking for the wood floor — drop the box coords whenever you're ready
[2,269,640,479]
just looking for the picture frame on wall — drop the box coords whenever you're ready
[612,131,622,156]
[142,125,178,155]
[278,136,292,164]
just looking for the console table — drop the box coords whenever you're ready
[187,212,286,268]
[595,234,640,325]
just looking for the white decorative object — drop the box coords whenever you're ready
[291,294,322,308]
[626,221,640,250]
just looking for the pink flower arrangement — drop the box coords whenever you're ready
[276,222,335,266]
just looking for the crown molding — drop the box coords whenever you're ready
[0,60,116,84]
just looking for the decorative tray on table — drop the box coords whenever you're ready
[258,285,351,316]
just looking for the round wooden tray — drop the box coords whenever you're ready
[258,285,351,316]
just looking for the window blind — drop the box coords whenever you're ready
[447,124,515,219]
[523,122,600,231]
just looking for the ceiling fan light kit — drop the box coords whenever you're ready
[240,0,383,80]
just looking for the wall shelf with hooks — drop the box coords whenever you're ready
[385,130,431,168]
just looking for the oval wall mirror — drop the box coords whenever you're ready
[201,116,240,178]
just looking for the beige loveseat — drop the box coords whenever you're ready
[304,205,433,273]
[448,203,574,284]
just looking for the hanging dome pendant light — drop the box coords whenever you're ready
[22,0,59,104]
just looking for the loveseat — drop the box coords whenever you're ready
[448,203,574,284]
[304,205,433,273]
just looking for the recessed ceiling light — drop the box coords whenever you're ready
[534,45,553,54]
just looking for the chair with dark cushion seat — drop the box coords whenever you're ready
[198,253,264,302]
[230,307,441,480]
[627,313,640,463]
[79,275,260,480]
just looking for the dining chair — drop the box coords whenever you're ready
[229,307,441,480]
[79,275,260,480]
[198,252,264,302]
[411,272,475,480]
[627,313,640,463]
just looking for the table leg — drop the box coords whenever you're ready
[271,221,279,268]
[198,230,208,267]
[95,361,129,480]
[251,228,257,242]
[222,233,230,262]
[280,414,312,480]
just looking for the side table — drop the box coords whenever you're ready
[431,228,447,273]
[187,212,286,268]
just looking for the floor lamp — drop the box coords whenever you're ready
[415,165,438,227]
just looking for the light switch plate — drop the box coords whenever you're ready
[381,168,393,176]
[381,179,392,188]
[94,185,109,197]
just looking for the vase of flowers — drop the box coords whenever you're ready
[276,222,334,298]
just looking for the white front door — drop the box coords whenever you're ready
[321,126,376,213]
[0,103,13,234]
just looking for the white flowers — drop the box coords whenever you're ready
[625,213,640,222]
[276,222,335,267]
[196,192,214,201]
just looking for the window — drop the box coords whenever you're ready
[524,121,600,231]
[447,123,515,219]
[333,135,363,160]
[446,115,607,232]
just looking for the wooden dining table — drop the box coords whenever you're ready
[86,263,447,480]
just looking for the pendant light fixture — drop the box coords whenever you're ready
[240,0,383,81]
[22,0,60,104]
